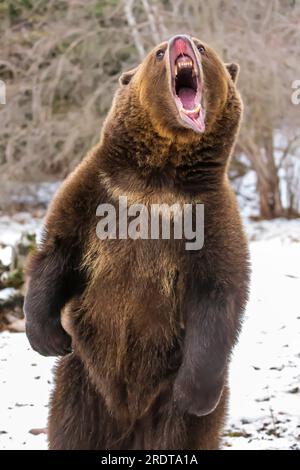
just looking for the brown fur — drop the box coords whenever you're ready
[24,36,250,450]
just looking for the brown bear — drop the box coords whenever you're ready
[24,34,250,450]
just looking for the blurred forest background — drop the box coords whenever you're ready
[1,1,300,450]
[0,0,300,219]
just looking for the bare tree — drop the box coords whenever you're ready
[124,0,146,59]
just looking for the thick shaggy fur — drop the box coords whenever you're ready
[24,36,250,450]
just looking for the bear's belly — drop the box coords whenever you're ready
[71,242,184,419]
[71,285,182,419]
[80,274,183,370]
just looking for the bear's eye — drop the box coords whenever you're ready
[156,49,165,61]
[197,44,206,54]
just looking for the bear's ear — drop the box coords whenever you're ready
[119,66,138,86]
[225,63,240,83]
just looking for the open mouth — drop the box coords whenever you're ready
[169,37,205,134]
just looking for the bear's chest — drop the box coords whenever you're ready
[82,233,190,336]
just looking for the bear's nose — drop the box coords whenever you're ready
[169,35,192,55]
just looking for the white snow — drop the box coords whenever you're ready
[0,246,13,267]
[0,332,54,450]
[225,232,300,450]
[2,182,61,210]
[0,212,42,246]
[0,288,18,303]
[0,217,300,450]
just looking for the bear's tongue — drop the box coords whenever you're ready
[178,87,196,110]
[173,54,206,133]
[177,89,205,133]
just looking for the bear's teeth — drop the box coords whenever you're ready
[180,104,201,114]
[177,60,193,69]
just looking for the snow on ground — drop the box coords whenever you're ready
[225,230,300,450]
[0,212,42,246]
[0,332,54,449]
[1,182,61,212]
[0,217,300,450]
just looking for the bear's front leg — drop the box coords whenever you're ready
[24,238,84,356]
[173,285,243,417]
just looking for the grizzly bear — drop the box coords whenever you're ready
[24,34,250,450]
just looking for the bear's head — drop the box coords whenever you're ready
[118,35,242,145]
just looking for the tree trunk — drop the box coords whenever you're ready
[256,169,284,219]
[239,133,285,220]
[253,135,284,219]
